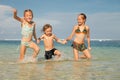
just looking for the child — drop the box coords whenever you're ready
[65,13,92,60]
[13,8,40,62]
[37,24,66,60]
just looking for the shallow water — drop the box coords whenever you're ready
[0,40,120,80]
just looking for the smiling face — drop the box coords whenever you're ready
[44,27,52,36]
[24,9,33,23]
[77,15,85,26]
[77,13,86,26]
[42,24,53,36]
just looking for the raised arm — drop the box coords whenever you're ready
[13,8,23,22]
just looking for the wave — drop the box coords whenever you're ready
[91,39,113,42]
[2,39,21,41]
[1,38,120,42]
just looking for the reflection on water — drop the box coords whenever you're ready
[16,60,92,80]
[72,61,91,80]
[18,63,40,80]
[0,59,120,80]
[43,61,55,80]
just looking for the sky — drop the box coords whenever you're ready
[0,0,120,40]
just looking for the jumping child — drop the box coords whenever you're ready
[13,9,40,62]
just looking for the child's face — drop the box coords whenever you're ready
[44,27,52,36]
[77,15,85,25]
[24,11,33,23]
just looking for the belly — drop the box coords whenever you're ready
[74,34,86,44]
[44,43,54,51]
[21,35,33,42]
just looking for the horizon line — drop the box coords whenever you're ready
[0,38,120,41]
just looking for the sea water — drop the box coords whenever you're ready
[0,40,120,80]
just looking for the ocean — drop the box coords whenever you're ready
[0,40,120,80]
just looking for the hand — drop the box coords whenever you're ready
[88,47,91,51]
[37,39,40,44]
[62,40,67,44]
[12,8,17,13]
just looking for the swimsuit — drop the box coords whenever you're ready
[21,24,34,47]
[75,26,87,34]
[73,26,87,51]
[71,41,87,51]
[21,24,34,38]
[21,41,32,47]
[45,48,57,59]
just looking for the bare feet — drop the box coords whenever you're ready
[30,57,37,63]
[79,55,87,59]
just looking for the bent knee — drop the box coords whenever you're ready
[35,47,40,52]
[58,53,61,56]
[87,55,92,59]
[55,51,61,56]
[37,47,40,52]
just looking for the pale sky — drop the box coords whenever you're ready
[0,0,120,40]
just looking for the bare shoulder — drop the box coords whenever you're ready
[40,34,45,39]
[52,34,56,37]
[85,25,90,30]
[52,34,57,39]
[52,34,55,36]
[74,25,78,28]
[21,18,25,23]
[73,25,78,30]
[42,34,45,37]
[21,18,25,26]
[22,18,29,24]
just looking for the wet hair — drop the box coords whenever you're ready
[42,24,52,32]
[78,13,87,20]
[24,9,33,18]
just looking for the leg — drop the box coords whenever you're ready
[29,41,40,58]
[19,45,26,61]
[73,48,79,61]
[79,54,87,59]
[82,49,92,59]
[54,50,61,59]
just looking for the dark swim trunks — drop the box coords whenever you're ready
[71,41,87,51]
[45,48,57,59]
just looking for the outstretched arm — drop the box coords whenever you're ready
[65,26,76,41]
[13,8,23,22]
[54,35,66,44]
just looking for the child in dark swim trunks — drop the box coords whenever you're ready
[37,24,66,60]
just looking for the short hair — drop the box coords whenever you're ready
[42,24,52,32]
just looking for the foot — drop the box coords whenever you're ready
[17,59,25,63]
[79,55,87,59]
[54,55,61,61]
[30,57,37,63]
